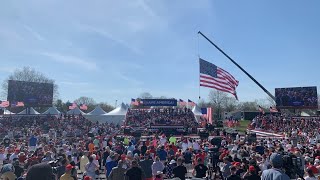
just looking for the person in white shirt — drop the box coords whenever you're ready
[181,141,188,152]
[193,140,200,151]
[160,136,167,146]
[102,139,108,148]
[9,149,19,162]
[91,154,99,168]
[0,149,7,164]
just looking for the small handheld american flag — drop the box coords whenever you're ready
[69,103,77,110]
[0,101,10,108]
[80,104,88,111]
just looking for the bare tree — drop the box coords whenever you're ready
[1,66,59,100]
[223,97,238,112]
[237,101,259,111]
[197,98,207,108]
[74,96,96,105]
[98,102,114,112]
[265,96,276,107]
[208,90,228,119]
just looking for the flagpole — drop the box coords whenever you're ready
[198,31,276,101]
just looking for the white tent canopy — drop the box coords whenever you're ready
[42,107,61,115]
[301,111,310,117]
[3,109,15,115]
[192,105,203,116]
[91,103,128,124]
[87,106,107,115]
[107,103,128,115]
[192,105,203,123]
[18,107,40,115]
[67,107,85,115]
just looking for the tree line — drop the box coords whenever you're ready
[1,67,319,116]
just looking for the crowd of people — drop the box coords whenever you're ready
[125,108,198,128]
[0,109,318,180]
[275,87,318,107]
[250,114,320,145]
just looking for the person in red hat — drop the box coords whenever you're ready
[9,148,20,162]
[242,166,260,180]
[60,164,75,180]
[83,176,92,180]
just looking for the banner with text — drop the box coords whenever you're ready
[141,99,177,106]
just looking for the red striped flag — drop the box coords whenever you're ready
[201,107,213,124]
[16,102,24,107]
[80,104,88,110]
[188,99,196,106]
[0,101,10,108]
[258,105,265,115]
[199,58,239,99]
[131,98,139,106]
[270,106,278,113]
[69,103,77,110]
[179,99,187,106]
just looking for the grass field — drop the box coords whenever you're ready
[235,120,251,133]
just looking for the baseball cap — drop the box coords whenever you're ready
[169,160,176,164]
[234,162,241,166]
[249,166,255,172]
[66,164,74,171]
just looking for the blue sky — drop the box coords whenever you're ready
[0,0,319,105]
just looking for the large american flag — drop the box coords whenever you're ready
[199,58,239,99]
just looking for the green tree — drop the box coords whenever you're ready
[54,99,67,113]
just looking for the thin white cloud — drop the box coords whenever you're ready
[117,72,143,86]
[41,52,98,71]
[60,81,90,86]
[0,67,15,73]
[137,0,156,17]
[22,24,45,41]
[78,24,143,55]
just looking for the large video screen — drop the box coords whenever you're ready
[7,80,54,106]
[275,86,318,108]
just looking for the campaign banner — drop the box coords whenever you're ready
[141,99,177,106]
